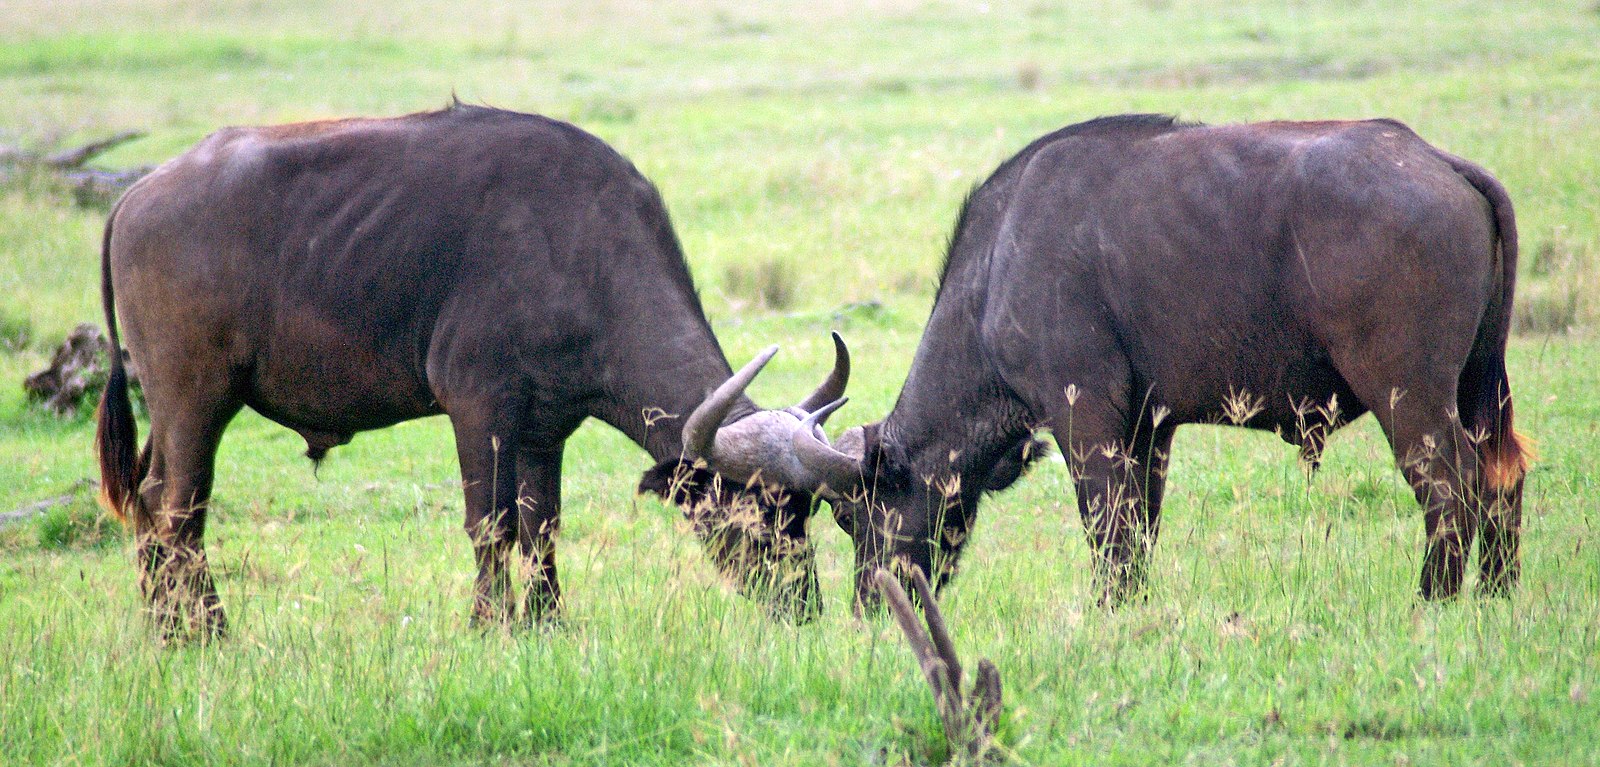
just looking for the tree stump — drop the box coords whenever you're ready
[23,323,138,415]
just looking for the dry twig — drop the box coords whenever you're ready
[874,567,1004,762]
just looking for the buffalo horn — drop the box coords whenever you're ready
[798,397,848,438]
[792,403,864,493]
[795,331,851,415]
[683,345,779,460]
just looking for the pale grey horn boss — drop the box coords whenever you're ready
[681,332,853,492]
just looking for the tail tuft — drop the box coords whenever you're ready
[95,363,141,522]
[1482,428,1533,493]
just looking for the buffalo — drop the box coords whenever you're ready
[798,115,1529,608]
[95,103,844,637]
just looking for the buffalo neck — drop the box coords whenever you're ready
[877,148,1045,491]
[586,312,758,466]
[880,290,1030,489]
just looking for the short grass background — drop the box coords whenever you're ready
[2,1,1598,764]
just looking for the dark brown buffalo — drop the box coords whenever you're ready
[797,115,1529,608]
[95,104,844,638]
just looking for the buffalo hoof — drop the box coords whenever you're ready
[151,600,227,645]
[1093,570,1152,610]
[518,612,567,635]
[1095,589,1152,612]
[765,593,821,625]
[852,587,886,619]
[469,607,516,632]
[1415,584,1463,603]
[1417,570,1465,602]
[519,597,566,633]
[1476,574,1518,599]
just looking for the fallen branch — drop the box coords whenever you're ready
[0,479,96,528]
[0,130,153,207]
[42,130,145,169]
[875,567,1004,762]
[0,494,74,527]
[64,167,152,207]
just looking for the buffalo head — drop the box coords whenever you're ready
[791,403,1048,614]
[638,333,853,621]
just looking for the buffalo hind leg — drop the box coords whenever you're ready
[136,401,240,640]
[451,407,520,626]
[1364,385,1482,600]
[1476,475,1523,597]
[1466,369,1525,597]
[515,441,566,626]
[1410,420,1481,600]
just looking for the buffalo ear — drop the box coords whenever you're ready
[984,436,1052,492]
[638,459,703,505]
[862,422,885,475]
[857,421,914,492]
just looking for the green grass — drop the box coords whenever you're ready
[2,1,1599,764]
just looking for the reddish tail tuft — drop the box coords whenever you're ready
[95,352,141,522]
[1482,427,1532,493]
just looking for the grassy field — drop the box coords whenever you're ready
[3,1,1599,764]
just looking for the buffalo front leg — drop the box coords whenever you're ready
[451,409,520,626]
[1122,420,1175,596]
[1054,410,1163,607]
[1070,446,1147,606]
[515,442,565,626]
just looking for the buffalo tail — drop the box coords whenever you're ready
[1443,151,1531,492]
[95,203,144,523]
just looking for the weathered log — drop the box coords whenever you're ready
[43,130,145,169]
[0,494,74,528]
[65,167,152,208]
[0,479,96,528]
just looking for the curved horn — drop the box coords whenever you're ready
[795,332,851,414]
[792,407,865,493]
[798,397,848,437]
[683,345,779,459]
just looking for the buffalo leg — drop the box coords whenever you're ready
[1476,475,1523,596]
[1467,374,1525,597]
[1069,442,1141,605]
[1124,420,1176,593]
[136,400,239,640]
[1406,420,1481,600]
[1472,470,1523,598]
[514,441,565,625]
[1050,397,1163,606]
[450,408,520,626]
[1364,385,1482,600]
